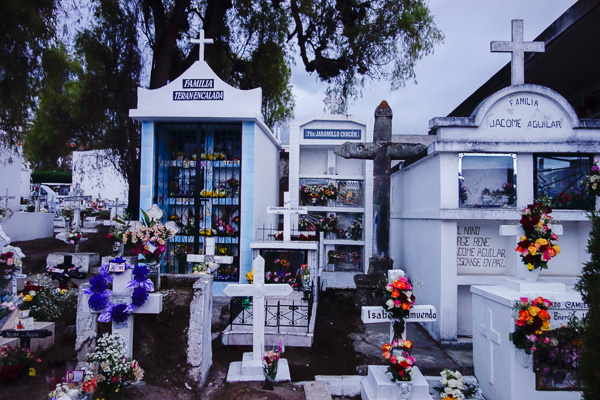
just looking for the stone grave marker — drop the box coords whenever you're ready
[223,255,293,382]
[0,328,52,348]
[267,192,307,242]
[63,184,92,229]
[82,268,163,358]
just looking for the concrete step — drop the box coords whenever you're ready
[304,381,332,400]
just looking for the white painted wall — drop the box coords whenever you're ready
[253,124,279,232]
[0,145,23,210]
[72,150,129,203]
[2,212,54,241]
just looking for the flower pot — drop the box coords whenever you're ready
[0,364,25,385]
[395,380,413,400]
[515,349,533,369]
[525,268,541,282]
[263,365,278,391]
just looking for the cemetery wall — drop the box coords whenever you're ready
[72,150,129,203]
[0,145,23,210]
[2,212,54,241]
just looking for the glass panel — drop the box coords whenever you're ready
[535,154,592,209]
[299,178,329,206]
[459,154,517,208]
[260,250,306,290]
[336,180,364,207]
[329,245,362,271]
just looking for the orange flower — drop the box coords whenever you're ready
[518,309,531,323]
[391,290,400,299]
[280,260,287,266]
[404,340,413,349]
[393,280,407,290]
[538,309,551,321]
[382,351,391,360]
[401,302,410,310]
[381,343,391,352]
[541,320,551,331]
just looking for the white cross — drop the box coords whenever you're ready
[491,19,545,86]
[190,29,214,62]
[64,184,92,228]
[323,91,342,114]
[84,269,163,359]
[479,308,501,385]
[0,189,15,209]
[223,255,293,365]
[361,270,436,342]
[267,192,307,242]
[108,198,128,223]
[187,237,233,268]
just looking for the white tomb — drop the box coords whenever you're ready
[224,255,292,382]
[472,280,586,400]
[83,268,163,359]
[288,105,374,288]
[389,19,600,343]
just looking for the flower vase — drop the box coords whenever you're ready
[262,366,277,391]
[395,380,413,400]
[515,349,533,368]
[525,268,541,282]
[73,243,80,253]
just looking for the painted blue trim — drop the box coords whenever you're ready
[240,121,255,282]
[140,122,156,211]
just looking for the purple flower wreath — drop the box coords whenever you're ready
[85,259,155,324]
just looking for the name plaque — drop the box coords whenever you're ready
[361,305,437,324]
[303,129,361,140]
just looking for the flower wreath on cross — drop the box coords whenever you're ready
[84,257,155,324]
[515,201,561,272]
[383,270,416,340]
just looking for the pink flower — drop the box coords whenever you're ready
[393,300,402,307]
[542,250,552,261]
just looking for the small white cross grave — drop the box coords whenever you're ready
[84,269,163,359]
[491,19,545,86]
[108,198,128,223]
[63,184,92,228]
[267,192,307,242]
[361,270,437,342]
[323,91,342,114]
[223,255,293,374]
[190,29,214,62]
[0,188,15,209]
[187,237,233,272]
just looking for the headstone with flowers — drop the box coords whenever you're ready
[80,257,163,359]
[121,204,180,290]
[360,269,435,400]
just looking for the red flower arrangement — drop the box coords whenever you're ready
[384,271,416,340]
[515,202,561,271]
[510,296,553,354]
[381,339,415,382]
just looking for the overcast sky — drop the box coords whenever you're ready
[290,0,578,135]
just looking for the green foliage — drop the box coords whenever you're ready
[0,0,57,147]
[575,211,600,399]
[31,170,72,184]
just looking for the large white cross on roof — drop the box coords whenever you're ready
[491,19,545,86]
[190,29,214,62]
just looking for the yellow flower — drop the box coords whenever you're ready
[23,294,33,302]
[527,263,534,271]
[520,236,528,242]
[535,238,548,246]
[553,244,561,254]
[528,306,540,317]
[28,368,36,376]
[541,320,551,331]
[61,289,67,294]
[528,246,537,255]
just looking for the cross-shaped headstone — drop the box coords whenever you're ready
[84,269,163,358]
[187,237,233,272]
[323,91,342,114]
[491,19,545,86]
[190,29,214,62]
[335,101,426,273]
[63,184,92,228]
[108,198,128,223]
[479,308,501,385]
[361,270,436,342]
[223,255,293,366]
[0,188,15,209]
[267,192,307,242]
